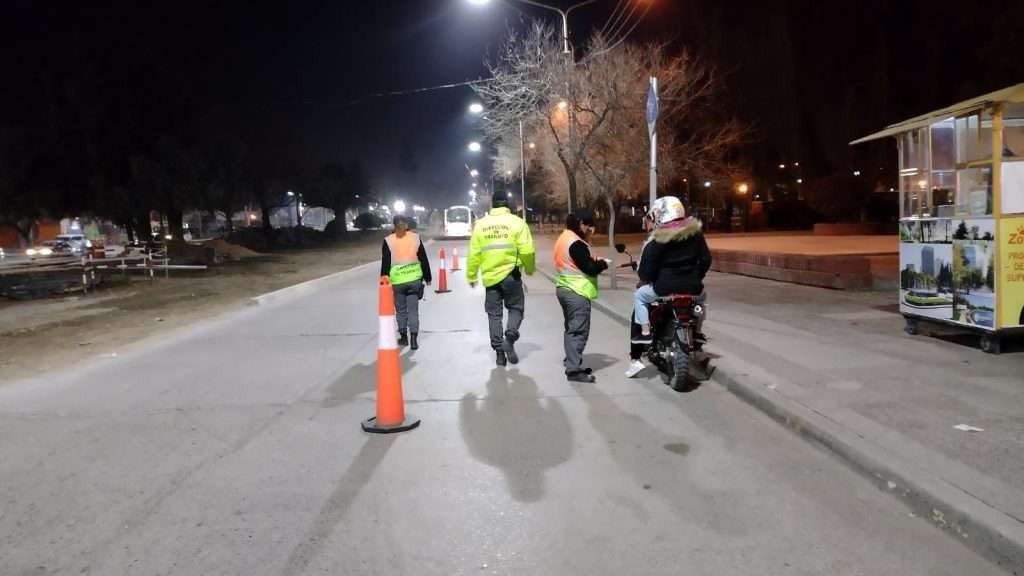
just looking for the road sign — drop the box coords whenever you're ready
[646,77,659,129]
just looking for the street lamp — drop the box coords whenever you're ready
[704,181,712,188]
[738,183,749,195]
[467,0,595,54]
[393,200,407,214]
[468,102,484,115]
[470,169,479,177]
[468,141,482,153]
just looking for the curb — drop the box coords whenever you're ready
[251,260,380,306]
[251,239,438,307]
[536,265,1024,574]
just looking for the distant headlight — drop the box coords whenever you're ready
[26,248,37,256]
[40,248,53,256]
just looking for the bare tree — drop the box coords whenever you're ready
[477,23,744,287]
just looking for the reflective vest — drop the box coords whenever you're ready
[468,207,536,287]
[554,229,598,300]
[385,232,423,285]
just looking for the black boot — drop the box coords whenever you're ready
[397,330,409,347]
[496,350,508,367]
[410,332,419,351]
[502,331,519,365]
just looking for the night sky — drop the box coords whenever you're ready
[3,0,1022,210]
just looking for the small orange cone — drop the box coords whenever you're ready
[362,276,420,434]
[435,248,452,293]
[451,247,461,271]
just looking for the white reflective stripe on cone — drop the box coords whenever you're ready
[379,315,398,350]
[441,258,447,268]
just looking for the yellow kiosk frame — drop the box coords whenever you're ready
[853,83,1024,354]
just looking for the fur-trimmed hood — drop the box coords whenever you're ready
[650,217,703,244]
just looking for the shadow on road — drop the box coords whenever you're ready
[579,386,747,537]
[322,350,419,408]
[280,435,396,575]
[459,368,573,503]
[581,353,619,374]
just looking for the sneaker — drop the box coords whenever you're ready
[496,350,508,367]
[567,372,596,383]
[625,360,646,378]
[502,333,519,365]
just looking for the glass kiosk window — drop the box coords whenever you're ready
[931,118,956,216]
[1003,102,1024,214]
[955,112,994,217]
[899,128,927,218]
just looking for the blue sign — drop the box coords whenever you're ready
[646,79,659,126]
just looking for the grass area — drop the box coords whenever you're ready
[0,232,387,382]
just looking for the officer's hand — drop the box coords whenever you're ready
[425,281,432,286]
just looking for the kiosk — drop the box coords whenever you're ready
[852,83,1024,353]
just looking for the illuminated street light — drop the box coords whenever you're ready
[853,170,862,176]
[472,182,477,188]
[470,169,479,177]
[779,164,786,170]
[737,183,749,194]
[506,170,513,176]
[467,0,489,4]
[468,141,482,153]
[393,200,407,214]
[797,178,803,184]
[468,103,484,115]
[528,142,536,149]
[287,190,295,196]
[704,181,712,188]
[557,100,568,110]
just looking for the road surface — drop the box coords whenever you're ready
[0,240,1005,575]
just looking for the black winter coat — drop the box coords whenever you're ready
[637,217,711,295]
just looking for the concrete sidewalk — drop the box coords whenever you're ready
[534,239,1024,573]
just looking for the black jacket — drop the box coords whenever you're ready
[380,236,432,283]
[637,217,711,295]
[568,238,608,277]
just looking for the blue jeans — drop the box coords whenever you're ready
[633,284,660,327]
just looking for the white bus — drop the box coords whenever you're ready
[443,205,473,238]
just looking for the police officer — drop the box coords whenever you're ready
[381,215,432,350]
[554,210,610,382]
[467,192,535,366]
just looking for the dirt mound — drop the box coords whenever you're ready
[204,238,262,260]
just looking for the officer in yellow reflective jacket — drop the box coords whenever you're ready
[467,192,535,366]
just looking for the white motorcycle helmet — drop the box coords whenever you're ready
[646,196,686,227]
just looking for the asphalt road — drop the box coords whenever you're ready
[0,240,1005,575]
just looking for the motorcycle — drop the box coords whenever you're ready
[615,243,712,391]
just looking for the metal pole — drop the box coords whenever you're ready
[520,119,528,221]
[649,77,658,210]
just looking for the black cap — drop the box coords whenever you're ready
[492,192,510,208]
[573,209,595,226]
[392,214,409,227]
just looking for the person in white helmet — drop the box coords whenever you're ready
[625,196,712,378]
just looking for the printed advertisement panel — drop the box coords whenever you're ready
[951,219,997,330]
[900,243,954,321]
[1000,216,1024,328]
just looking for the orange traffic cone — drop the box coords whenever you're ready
[362,276,420,434]
[435,248,452,294]
[451,247,461,271]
